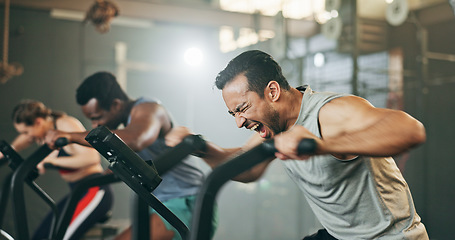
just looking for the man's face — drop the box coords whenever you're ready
[222,74,282,139]
[81,98,122,129]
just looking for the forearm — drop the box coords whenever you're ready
[321,111,426,157]
[165,127,271,182]
[50,154,100,169]
[67,131,92,147]
[11,134,34,152]
[45,143,100,169]
[201,142,240,169]
[202,141,272,183]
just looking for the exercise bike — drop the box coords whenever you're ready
[189,138,317,240]
[0,140,65,240]
[85,125,207,240]
[1,139,118,240]
[0,155,14,240]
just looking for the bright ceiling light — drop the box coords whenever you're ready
[314,52,325,67]
[220,0,325,20]
[184,47,203,66]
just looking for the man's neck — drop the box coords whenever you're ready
[120,100,135,126]
[281,88,304,131]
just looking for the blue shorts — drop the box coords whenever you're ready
[151,195,218,240]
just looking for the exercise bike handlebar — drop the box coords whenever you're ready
[0,140,36,180]
[0,138,67,182]
[189,138,317,240]
[42,138,80,172]
[0,157,7,167]
[24,137,68,161]
[9,137,68,240]
[43,162,75,172]
[85,125,207,240]
[54,137,69,148]
[152,134,206,174]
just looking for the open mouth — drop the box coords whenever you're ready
[248,122,269,138]
[251,123,260,131]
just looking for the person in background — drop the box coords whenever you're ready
[4,99,113,240]
[45,71,216,240]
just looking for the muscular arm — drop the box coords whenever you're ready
[112,102,171,152]
[318,96,426,157]
[274,96,426,160]
[228,134,274,182]
[41,115,100,169]
[10,133,34,151]
[166,127,273,183]
[46,102,171,152]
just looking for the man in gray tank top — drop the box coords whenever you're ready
[166,50,428,239]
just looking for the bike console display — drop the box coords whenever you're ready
[85,126,162,192]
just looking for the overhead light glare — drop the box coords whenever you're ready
[184,47,203,66]
[220,0,325,20]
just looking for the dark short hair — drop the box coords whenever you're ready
[76,71,129,110]
[12,99,63,126]
[215,50,290,97]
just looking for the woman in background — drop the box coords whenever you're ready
[5,99,113,240]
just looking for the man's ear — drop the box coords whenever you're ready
[110,99,123,112]
[265,81,281,102]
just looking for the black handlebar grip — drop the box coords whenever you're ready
[263,138,317,155]
[297,138,317,155]
[43,162,75,172]
[43,162,58,169]
[55,137,69,148]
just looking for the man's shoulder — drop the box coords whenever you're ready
[130,97,168,117]
[135,97,161,105]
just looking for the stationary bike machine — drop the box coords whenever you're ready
[189,138,317,240]
[39,138,121,240]
[0,152,15,240]
[1,138,118,240]
[0,140,65,240]
[85,125,207,240]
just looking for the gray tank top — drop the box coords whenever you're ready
[280,86,428,239]
[128,97,208,201]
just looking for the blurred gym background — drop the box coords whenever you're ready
[0,0,454,239]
